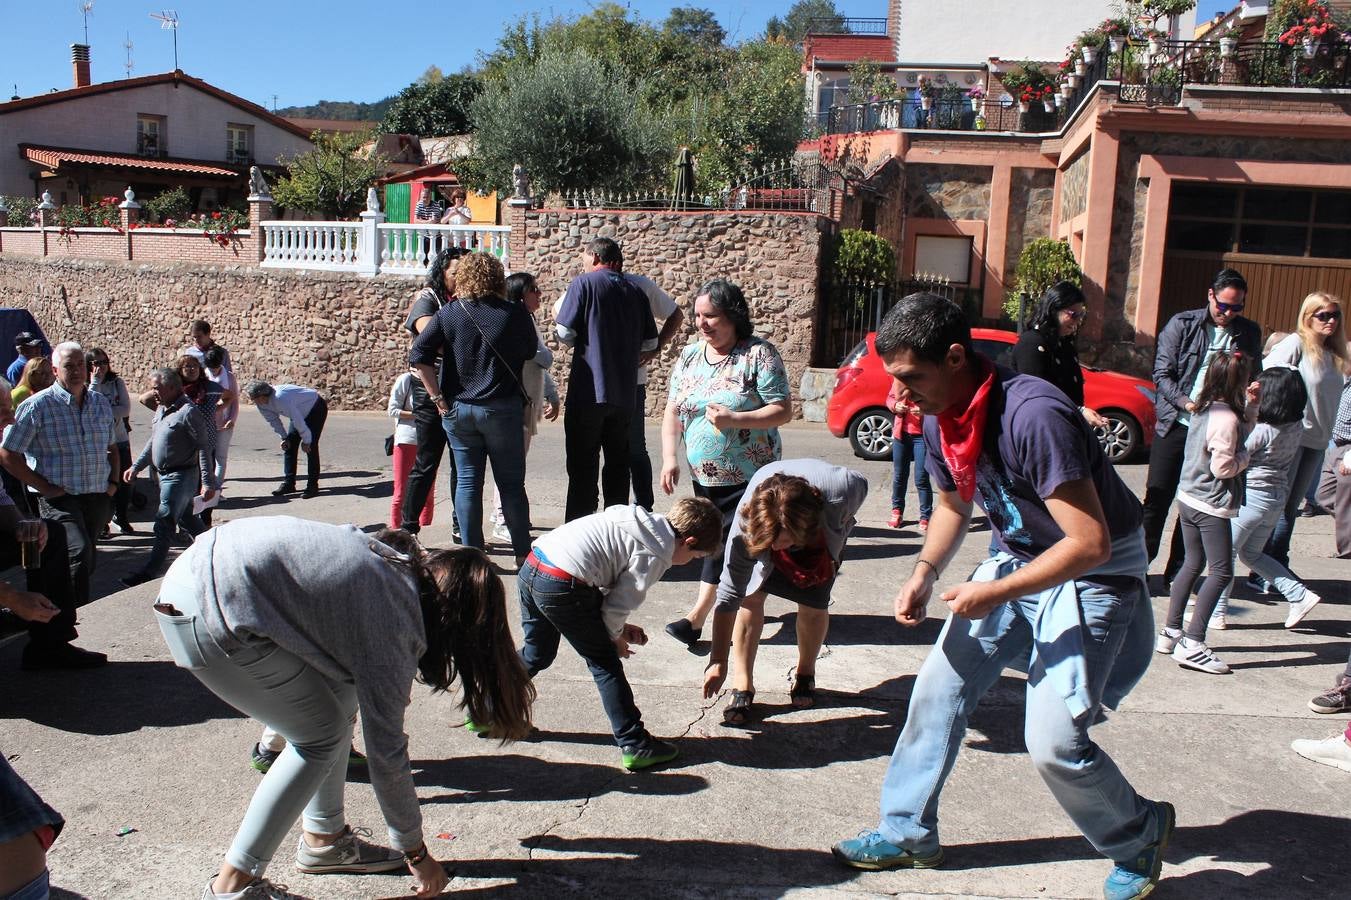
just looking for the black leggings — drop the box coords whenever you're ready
[1166,503,1233,641]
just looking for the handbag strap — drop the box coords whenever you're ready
[457,299,530,404]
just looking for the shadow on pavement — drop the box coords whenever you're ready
[760,611,943,648]
[405,754,707,805]
[0,660,244,734]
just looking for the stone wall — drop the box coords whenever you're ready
[0,257,413,410]
[1059,150,1089,223]
[904,164,992,220]
[517,209,831,415]
[1003,168,1056,291]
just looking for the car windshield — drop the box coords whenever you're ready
[973,339,1016,369]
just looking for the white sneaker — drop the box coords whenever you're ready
[1285,591,1322,628]
[1172,637,1230,674]
[491,523,512,543]
[1291,733,1351,772]
[1208,612,1227,631]
[202,879,307,899]
[1154,627,1182,654]
[294,826,403,874]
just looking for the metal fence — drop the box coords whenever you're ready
[816,276,982,367]
[559,160,844,214]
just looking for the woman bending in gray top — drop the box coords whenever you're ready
[155,517,534,900]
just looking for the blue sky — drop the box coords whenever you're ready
[4,0,1235,108]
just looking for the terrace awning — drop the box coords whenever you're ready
[21,144,240,179]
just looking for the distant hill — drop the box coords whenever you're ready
[275,98,394,122]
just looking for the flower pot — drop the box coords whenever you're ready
[1061,83,1074,98]
[1302,37,1319,59]
[921,96,932,110]
[1108,36,1124,54]
[1147,38,1162,57]
[1219,37,1235,57]
[970,97,981,111]
[1075,60,1087,76]
[1068,73,1081,88]
[1018,101,1030,114]
[1082,46,1097,65]
[1043,99,1055,113]
[1054,93,1065,108]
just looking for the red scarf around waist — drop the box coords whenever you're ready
[936,358,995,503]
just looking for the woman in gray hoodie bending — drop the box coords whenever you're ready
[154,517,534,900]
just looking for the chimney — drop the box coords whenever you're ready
[71,44,91,88]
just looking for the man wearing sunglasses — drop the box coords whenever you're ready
[1142,268,1263,584]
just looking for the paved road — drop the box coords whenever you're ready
[3,408,1347,899]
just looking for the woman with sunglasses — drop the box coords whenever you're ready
[1256,292,1349,619]
[1012,281,1106,430]
[87,349,135,536]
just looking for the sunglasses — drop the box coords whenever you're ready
[1064,309,1087,321]
[1313,309,1342,323]
[91,359,109,366]
[1214,301,1244,314]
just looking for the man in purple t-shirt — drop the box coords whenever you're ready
[832,293,1169,900]
[555,238,658,521]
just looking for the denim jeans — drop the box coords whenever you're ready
[1264,444,1324,566]
[143,469,205,575]
[443,397,530,556]
[1223,485,1312,607]
[890,433,933,518]
[155,578,356,878]
[876,559,1156,865]
[517,562,649,750]
[629,384,655,511]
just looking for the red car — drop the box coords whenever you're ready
[827,329,1157,463]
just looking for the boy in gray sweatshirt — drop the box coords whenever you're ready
[517,498,722,770]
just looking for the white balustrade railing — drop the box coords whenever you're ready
[376,224,511,274]
[261,221,364,271]
[260,220,511,277]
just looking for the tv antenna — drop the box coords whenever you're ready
[79,2,94,44]
[123,32,134,78]
[149,10,179,71]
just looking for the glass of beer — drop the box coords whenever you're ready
[16,518,42,570]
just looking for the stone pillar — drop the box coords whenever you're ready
[508,198,531,272]
[248,194,273,263]
[118,187,140,259]
[37,191,56,257]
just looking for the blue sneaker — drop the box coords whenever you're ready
[1103,801,1175,900]
[832,829,944,870]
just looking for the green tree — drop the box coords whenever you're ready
[766,0,845,43]
[459,49,673,195]
[1002,238,1083,322]
[417,65,444,84]
[845,59,898,104]
[698,40,806,188]
[664,7,726,45]
[271,130,387,219]
[381,73,483,136]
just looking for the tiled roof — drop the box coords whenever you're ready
[804,34,896,64]
[21,144,239,178]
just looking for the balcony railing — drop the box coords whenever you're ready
[806,17,887,36]
[822,38,1351,137]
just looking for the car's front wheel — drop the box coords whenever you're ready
[1096,409,1142,463]
[848,408,894,461]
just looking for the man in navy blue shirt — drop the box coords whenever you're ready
[555,238,657,521]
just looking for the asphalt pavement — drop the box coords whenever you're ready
[2,407,1347,899]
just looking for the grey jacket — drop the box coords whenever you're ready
[132,394,216,489]
[716,459,869,611]
[1152,307,1262,436]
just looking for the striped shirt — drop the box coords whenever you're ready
[1333,376,1351,445]
[413,199,445,222]
[1,382,115,494]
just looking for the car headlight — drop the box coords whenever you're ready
[1135,385,1156,404]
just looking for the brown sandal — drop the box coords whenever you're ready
[722,689,755,726]
[790,673,816,709]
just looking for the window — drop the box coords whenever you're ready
[226,124,253,165]
[914,234,973,283]
[1167,183,1351,260]
[137,115,165,157]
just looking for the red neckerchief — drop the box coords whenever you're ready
[936,357,995,503]
[771,532,835,589]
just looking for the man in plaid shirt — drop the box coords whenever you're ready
[0,341,118,606]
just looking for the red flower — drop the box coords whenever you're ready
[211,211,222,219]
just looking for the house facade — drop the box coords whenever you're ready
[0,47,314,211]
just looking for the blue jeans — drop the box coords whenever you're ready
[876,563,1156,865]
[517,562,649,750]
[1265,445,1323,566]
[890,434,933,518]
[154,579,359,877]
[5,870,49,900]
[144,469,205,574]
[443,397,530,556]
[1223,485,1312,607]
[629,384,654,511]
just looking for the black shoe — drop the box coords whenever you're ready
[664,618,701,649]
[302,484,320,499]
[272,483,298,497]
[115,519,136,535]
[120,570,154,588]
[1301,503,1328,518]
[21,642,108,671]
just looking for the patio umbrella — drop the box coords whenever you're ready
[670,147,695,211]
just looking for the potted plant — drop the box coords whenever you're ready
[1100,17,1130,55]
[1274,0,1339,58]
[1076,27,1106,65]
[1040,85,1056,112]
[917,75,936,110]
[966,85,986,111]
[1145,28,1165,58]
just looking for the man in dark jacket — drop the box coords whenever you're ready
[1143,268,1262,578]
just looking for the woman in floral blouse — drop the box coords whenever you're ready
[659,279,793,649]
